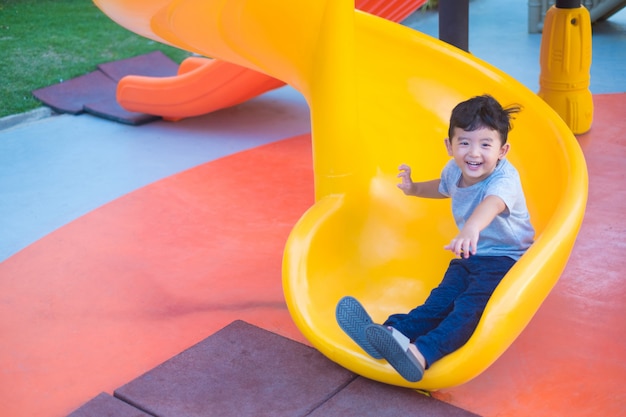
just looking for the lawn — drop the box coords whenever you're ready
[0,0,192,118]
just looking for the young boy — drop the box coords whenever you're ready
[336,94,535,382]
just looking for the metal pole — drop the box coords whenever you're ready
[588,0,626,22]
[528,0,544,33]
[439,0,469,52]
[555,0,581,8]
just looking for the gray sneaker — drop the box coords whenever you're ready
[366,324,424,382]
[336,296,383,359]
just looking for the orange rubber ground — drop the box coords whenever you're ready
[0,93,624,417]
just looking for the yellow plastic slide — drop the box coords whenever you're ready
[94,0,588,390]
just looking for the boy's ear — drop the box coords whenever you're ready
[499,143,510,159]
[444,138,453,156]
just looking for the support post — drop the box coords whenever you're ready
[438,0,469,52]
[538,0,593,134]
[555,0,581,7]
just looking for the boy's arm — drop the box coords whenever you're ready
[397,164,447,198]
[404,179,447,198]
[444,195,507,258]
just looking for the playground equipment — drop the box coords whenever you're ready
[529,0,626,32]
[538,0,594,134]
[94,0,588,390]
[112,0,427,120]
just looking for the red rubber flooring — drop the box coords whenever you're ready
[1,93,625,417]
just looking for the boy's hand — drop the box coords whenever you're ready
[444,225,479,258]
[443,196,506,258]
[397,164,414,195]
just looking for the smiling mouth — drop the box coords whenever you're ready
[466,161,482,167]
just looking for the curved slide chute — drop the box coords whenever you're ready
[94,0,588,390]
[111,0,427,120]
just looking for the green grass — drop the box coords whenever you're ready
[0,0,192,118]
[424,0,439,10]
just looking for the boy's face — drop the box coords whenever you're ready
[444,127,509,187]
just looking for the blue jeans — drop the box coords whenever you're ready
[383,255,516,368]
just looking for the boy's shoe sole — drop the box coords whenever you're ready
[365,324,424,382]
[335,296,383,359]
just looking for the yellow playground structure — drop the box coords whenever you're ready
[94,0,588,390]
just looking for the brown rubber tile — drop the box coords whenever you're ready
[66,392,151,417]
[114,320,357,417]
[31,51,178,123]
[108,320,481,417]
[32,70,116,115]
[97,50,179,82]
[309,377,481,417]
[83,98,160,125]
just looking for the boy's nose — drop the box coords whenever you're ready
[468,144,481,156]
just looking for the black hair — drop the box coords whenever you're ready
[448,95,521,145]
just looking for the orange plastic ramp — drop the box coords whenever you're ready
[117,58,285,120]
[93,0,588,390]
[107,0,427,119]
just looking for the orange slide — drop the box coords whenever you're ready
[113,0,427,120]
